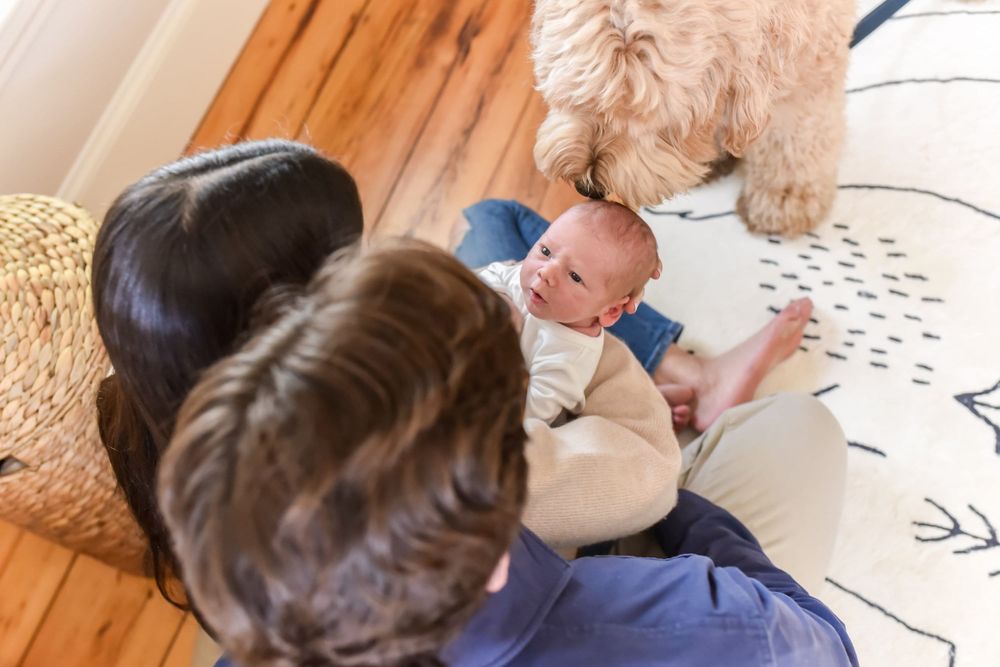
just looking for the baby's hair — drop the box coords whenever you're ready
[570,200,659,298]
[158,239,529,667]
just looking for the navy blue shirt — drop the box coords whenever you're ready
[216,491,858,666]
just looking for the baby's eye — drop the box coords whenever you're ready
[569,272,583,284]
[540,245,551,257]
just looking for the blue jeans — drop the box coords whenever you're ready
[455,199,683,373]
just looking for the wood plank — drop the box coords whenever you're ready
[188,0,321,150]
[160,615,201,667]
[110,592,186,667]
[0,519,23,574]
[242,0,371,140]
[20,556,168,667]
[300,0,490,228]
[481,90,551,211]
[373,0,535,246]
[539,179,585,222]
[0,532,74,666]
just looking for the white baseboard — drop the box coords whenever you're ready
[57,0,268,216]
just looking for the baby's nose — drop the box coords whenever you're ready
[537,263,556,284]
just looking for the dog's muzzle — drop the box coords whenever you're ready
[574,180,606,200]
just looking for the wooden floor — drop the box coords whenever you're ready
[1,0,581,665]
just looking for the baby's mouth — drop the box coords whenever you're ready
[528,287,547,304]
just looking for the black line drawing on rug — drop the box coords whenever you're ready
[813,383,839,397]
[641,208,733,221]
[826,579,956,667]
[955,379,1000,455]
[646,183,1000,224]
[839,184,1000,222]
[891,9,1000,20]
[914,498,1000,578]
[847,77,1000,95]
[848,441,887,457]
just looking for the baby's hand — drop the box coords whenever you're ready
[624,257,663,315]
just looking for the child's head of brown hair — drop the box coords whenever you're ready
[158,239,529,667]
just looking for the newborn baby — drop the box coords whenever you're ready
[478,201,658,424]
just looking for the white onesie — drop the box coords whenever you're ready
[477,261,604,425]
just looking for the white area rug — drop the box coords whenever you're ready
[641,2,1000,664]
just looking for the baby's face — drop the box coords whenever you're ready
[519,212,627,326]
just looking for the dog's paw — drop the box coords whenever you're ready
[736,181,835,238]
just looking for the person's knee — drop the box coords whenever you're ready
[768,392,847,475]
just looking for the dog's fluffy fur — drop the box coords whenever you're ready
[532,0,855,236]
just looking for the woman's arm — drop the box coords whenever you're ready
[521,335,681,548]
[653,490,859,666]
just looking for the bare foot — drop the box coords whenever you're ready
[657,384,695,431]
[655,298,813,432]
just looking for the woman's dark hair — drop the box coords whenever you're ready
[92,139,363,607]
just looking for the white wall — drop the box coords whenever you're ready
[0,0,268,215]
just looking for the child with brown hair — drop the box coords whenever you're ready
[478,200,659,425]
[158,240,857,667]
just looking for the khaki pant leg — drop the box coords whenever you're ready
[678,392,847,592]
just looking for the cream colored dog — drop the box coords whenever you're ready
[532,0,855,237]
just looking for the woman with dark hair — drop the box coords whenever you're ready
[92,140,845,667]
[93,139,363,606]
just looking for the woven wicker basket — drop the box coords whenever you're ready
[0,194,146,574]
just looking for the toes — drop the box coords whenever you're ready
[658,383,695,406]
[672,405,692,430]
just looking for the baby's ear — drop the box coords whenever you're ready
[598,297,630,328]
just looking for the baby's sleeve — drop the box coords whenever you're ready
[524,332,603,424]
[475,261,517,295]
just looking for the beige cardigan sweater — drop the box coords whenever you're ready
[520,335,682,548]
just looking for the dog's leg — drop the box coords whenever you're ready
[736,76,847,237]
